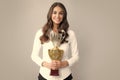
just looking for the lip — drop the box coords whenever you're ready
[54,19,61,21]
[54,19,61,22]
[55,19,60,22]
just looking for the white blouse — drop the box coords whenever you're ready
[31,29,79,80]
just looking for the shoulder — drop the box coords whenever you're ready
[35,29,43,39]
[67,29,77,42]
[35,28,43,36]
[68,29,76,37]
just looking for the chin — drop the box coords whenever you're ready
[56,22,61,24]
[54,22,61,25]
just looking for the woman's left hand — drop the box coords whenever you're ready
[55,60,69,69]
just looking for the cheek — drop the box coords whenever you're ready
[60,15,64,20]
[51,14,55,19]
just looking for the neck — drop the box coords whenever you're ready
[53,24,59,32]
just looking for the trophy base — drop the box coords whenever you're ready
[50,69,59,76]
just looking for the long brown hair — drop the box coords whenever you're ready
[40,2,69,44]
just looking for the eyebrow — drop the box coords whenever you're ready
[60,11,64,13]
[53,10,64,12]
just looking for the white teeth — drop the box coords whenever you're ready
[55,19,60,21]
[55,20,60,22]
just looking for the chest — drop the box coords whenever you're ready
[42,41,70,53]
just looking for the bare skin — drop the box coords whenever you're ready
[42,60,69,70]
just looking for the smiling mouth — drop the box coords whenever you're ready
[55,19,61,21]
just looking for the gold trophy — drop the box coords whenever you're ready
[48,30,65,76]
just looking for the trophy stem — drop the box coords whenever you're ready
[50,69,59,76]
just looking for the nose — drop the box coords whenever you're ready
[56,13,60,18]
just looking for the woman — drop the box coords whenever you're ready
[31,2,79,80]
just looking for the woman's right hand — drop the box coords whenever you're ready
[42,61,57,70]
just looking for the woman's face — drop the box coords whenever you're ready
[52,6,64,25]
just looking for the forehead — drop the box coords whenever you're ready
[53,6,64,12]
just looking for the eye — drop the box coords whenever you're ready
[59,12,64,15]
[53,11,57,14]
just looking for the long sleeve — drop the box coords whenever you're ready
[67,30,79,67]
[31,29,79,79]
[31,29,43,67]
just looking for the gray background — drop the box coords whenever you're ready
[0,0,120,80]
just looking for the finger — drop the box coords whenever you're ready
[51,66,57,70]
